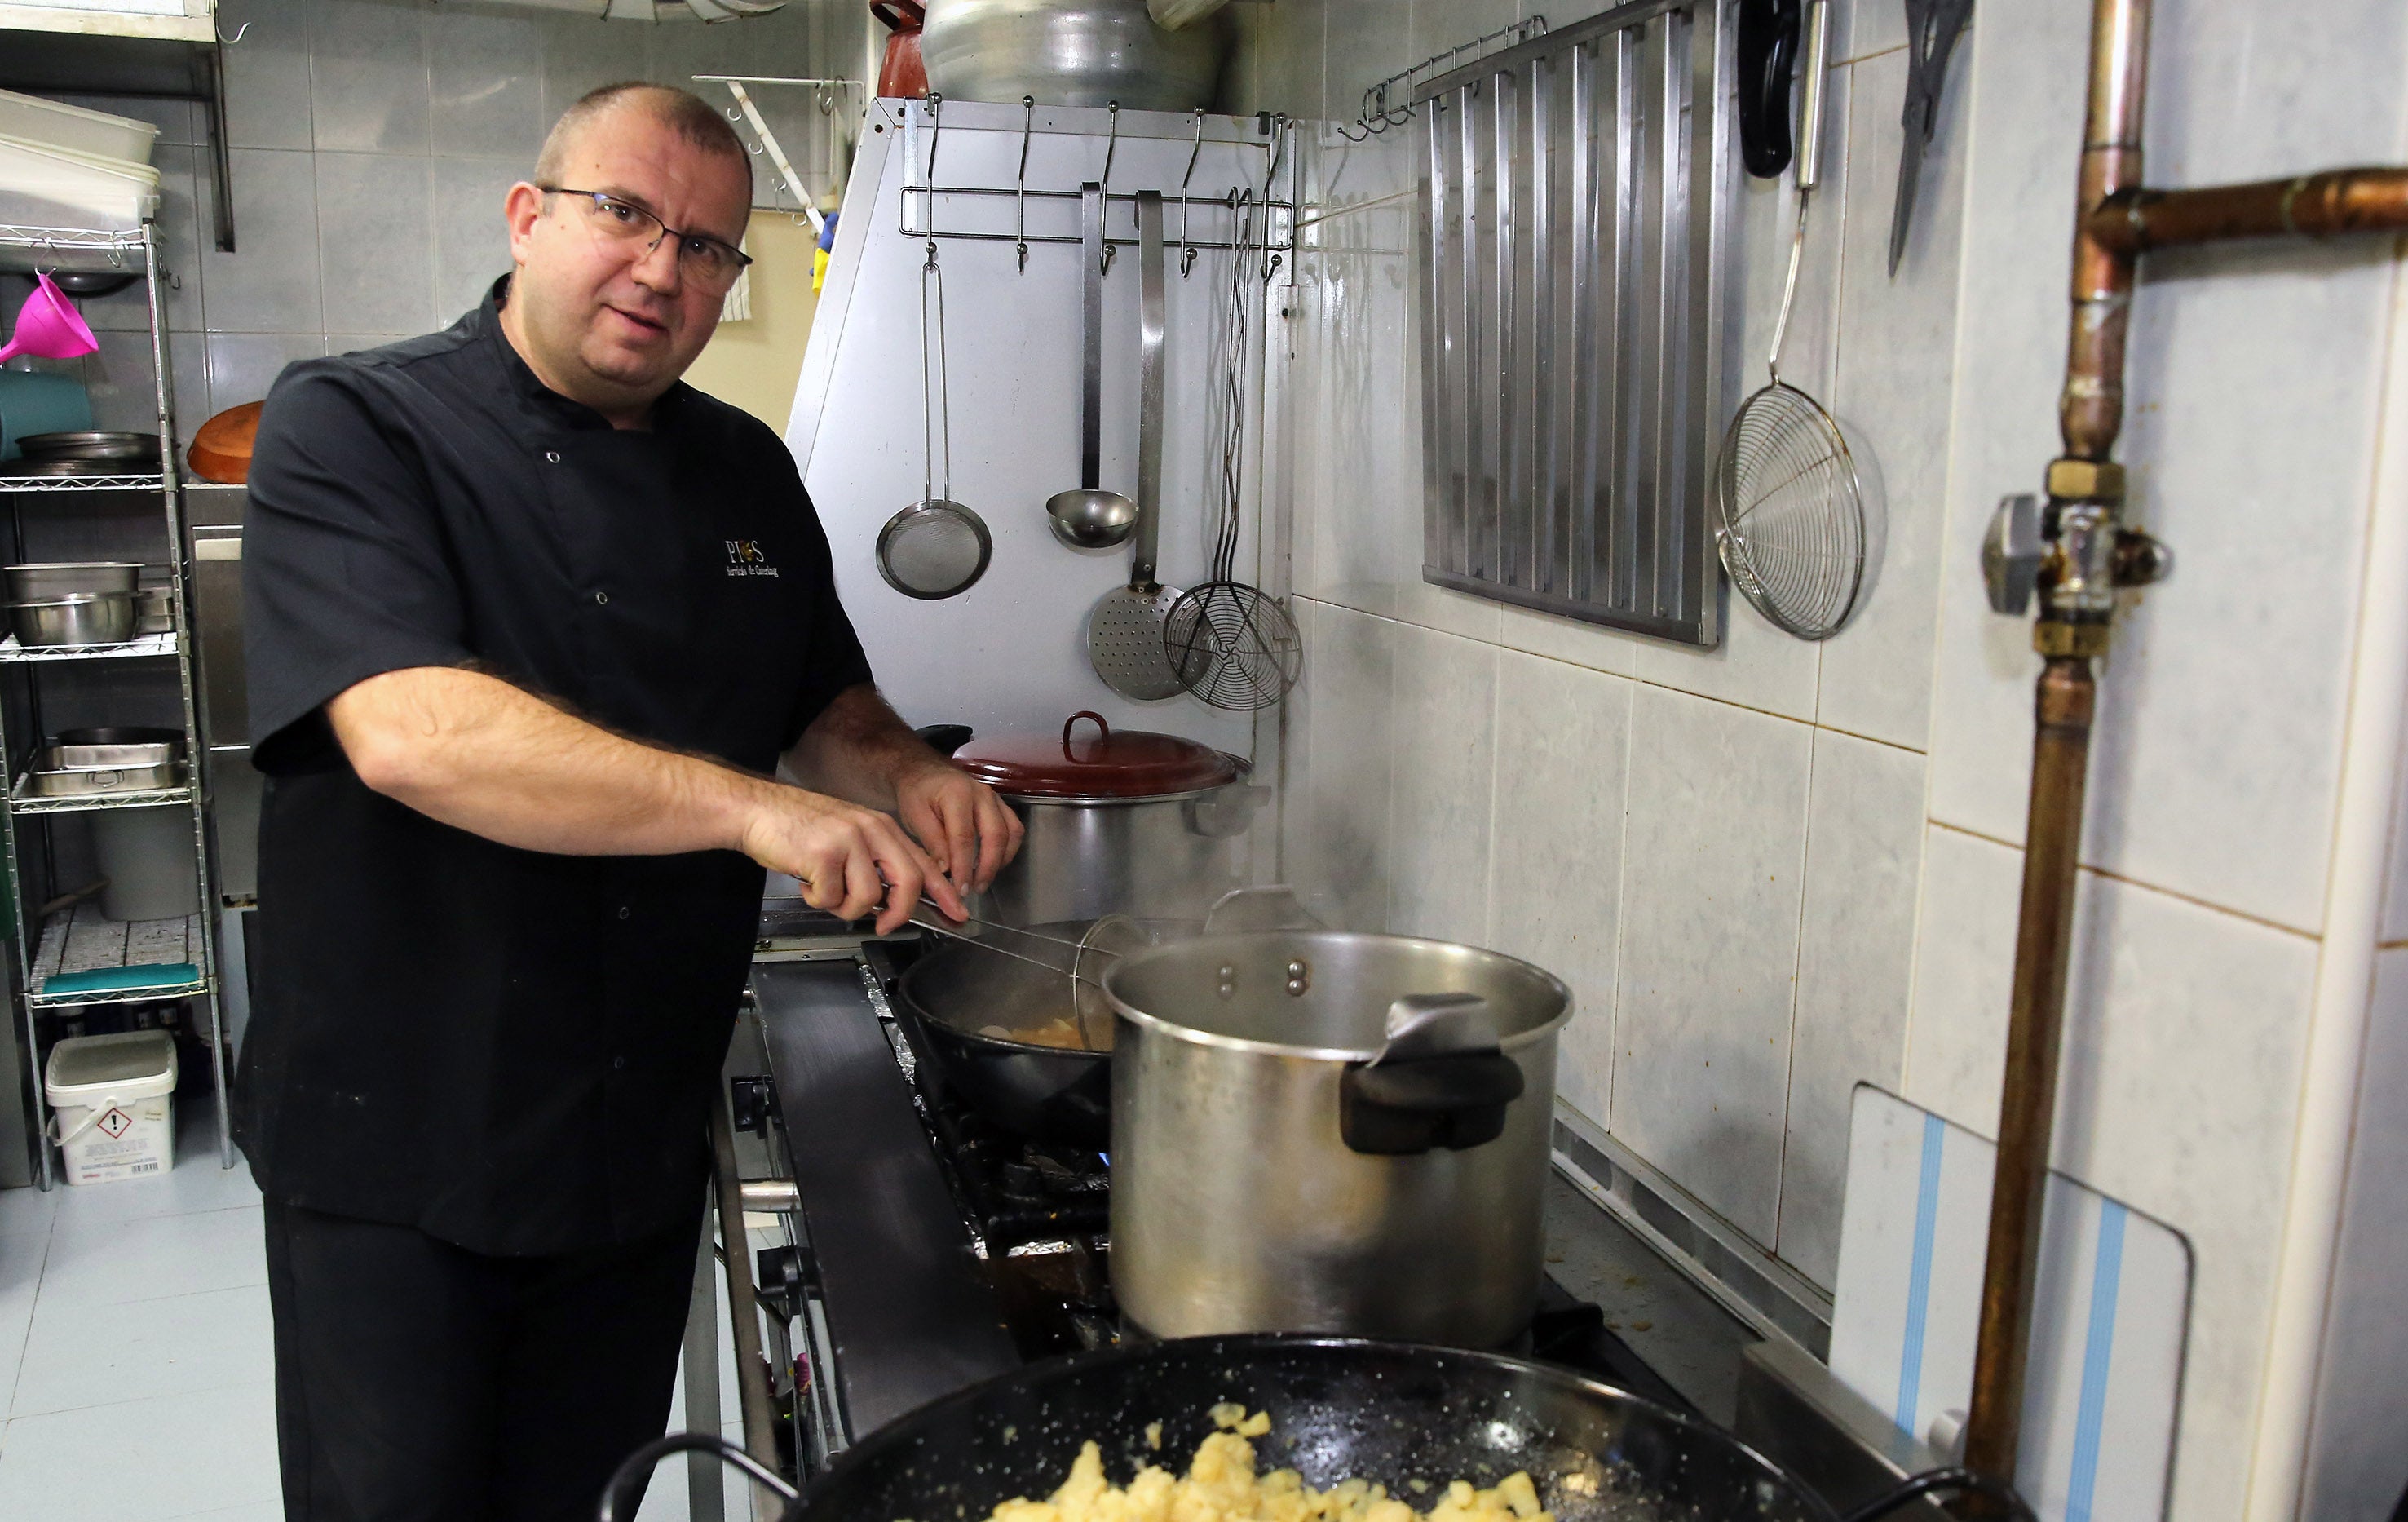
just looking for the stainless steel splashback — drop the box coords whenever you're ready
[1415,0,1738,647]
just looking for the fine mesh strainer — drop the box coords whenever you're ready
[877,241,992,601]
[1713,0,1866,642]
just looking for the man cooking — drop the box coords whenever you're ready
[234,83,1021,1520]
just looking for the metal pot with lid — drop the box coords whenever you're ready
[1103,892,1574,1349]
[953,711,1261,925]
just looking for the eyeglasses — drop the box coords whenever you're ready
[539,187,753,293]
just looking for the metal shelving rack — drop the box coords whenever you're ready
[0,221,228,1185]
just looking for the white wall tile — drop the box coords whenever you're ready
[1905,830,2321,1522]
[1488,650,1633,1130]
[541,11,652,126]
[1385,619,1498,944]
[218,0,316,152]
[1926,0,2406,933]
[1283,597,1398,931]
[431,10,547,166]
[1778,729,1924,1289]
[2385,715,2408,944]
[1323,0,1425,127]
[431,159,521,324]
[205,333,324,416]
[315,153,438,340]
[198,148,323,335]
[1611,684,1812,1243]
[1814,42,1967,751]
[2303,949,2408,1522]
[310,0,433,156]
[1922,0,2093,849]
[1827,0,1910,65]
[1901,823,2021,1131]
[1288,212,1406,618]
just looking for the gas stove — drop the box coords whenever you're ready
[736,922,1701,1484]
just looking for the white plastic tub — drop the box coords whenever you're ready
[45,1029,176,1185]
[0,89,158,166]
[0,131,161,231]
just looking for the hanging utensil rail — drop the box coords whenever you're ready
[895,97,1297,263]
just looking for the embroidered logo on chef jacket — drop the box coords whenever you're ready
[724,540,780,578]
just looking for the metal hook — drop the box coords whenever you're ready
[214,20,250,44]
[922,91,943,178]
[1014,95,1036,275]
[1099,101,1122,190]
[1177,107,1205,277]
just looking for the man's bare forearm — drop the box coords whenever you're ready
[782,683,945,808]
[328,666,778,856]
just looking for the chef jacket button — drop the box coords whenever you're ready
[617,905,630,921]
[594,590,609,606]
[545,449,562,463]
[612,1055,627,1071]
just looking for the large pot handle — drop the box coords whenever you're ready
[1339,993,1526,1155]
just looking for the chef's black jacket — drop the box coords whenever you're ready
[234,277,872,1256]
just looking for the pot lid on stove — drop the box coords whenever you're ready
[955,710,1241,799]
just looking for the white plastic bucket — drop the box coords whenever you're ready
[45,1029,176,1186]
[0,89,158,166]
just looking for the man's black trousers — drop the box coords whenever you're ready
[263,1198,703,1521]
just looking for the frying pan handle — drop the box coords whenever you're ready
[1836,1467,2038,1522]
[1341,1051,1525,1155]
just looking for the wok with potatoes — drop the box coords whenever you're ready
[789,1337,1840,1522]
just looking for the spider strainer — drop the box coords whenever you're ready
[1712,0,1865,642]
[877,241,992,601]
[1164,187,1303,712]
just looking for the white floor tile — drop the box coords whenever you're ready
[0,1183,59,1243]
[0,1376,280,1520]
[0,1233,43,1422]
[13,1282,272,1419]
[38,1205,265,1313]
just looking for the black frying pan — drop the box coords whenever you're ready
[890,922,1120,1147]
[603,1339,2035,1522]
[793,1336,1826,1522]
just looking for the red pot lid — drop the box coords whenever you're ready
[955,711,1242,799]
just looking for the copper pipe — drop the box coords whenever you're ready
[1962,657,2097,1496]
[2059,0,2150,464]
[2089,166,2408,253]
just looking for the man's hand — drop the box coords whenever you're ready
[737,786,965,935]
[784,686,1027,897]
[893,755,1025,896]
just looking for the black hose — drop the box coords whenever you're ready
[1836,1467,2038,1522]
[596,1431,799,1522]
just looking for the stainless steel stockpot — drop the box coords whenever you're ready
[954,712,1261,926]
[920,0,1231,113]
[1102,928,1573,1349]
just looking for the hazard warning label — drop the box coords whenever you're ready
[96,1107,131,1139]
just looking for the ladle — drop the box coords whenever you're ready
[1045,183,1138,549]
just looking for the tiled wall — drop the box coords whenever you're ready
[7,0,859,445]
[1229,1,2408,1518]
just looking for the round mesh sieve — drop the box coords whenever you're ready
[1713,381,1865,640]
[877,501,992,600]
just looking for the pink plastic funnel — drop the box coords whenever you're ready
[0,272,100,366]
